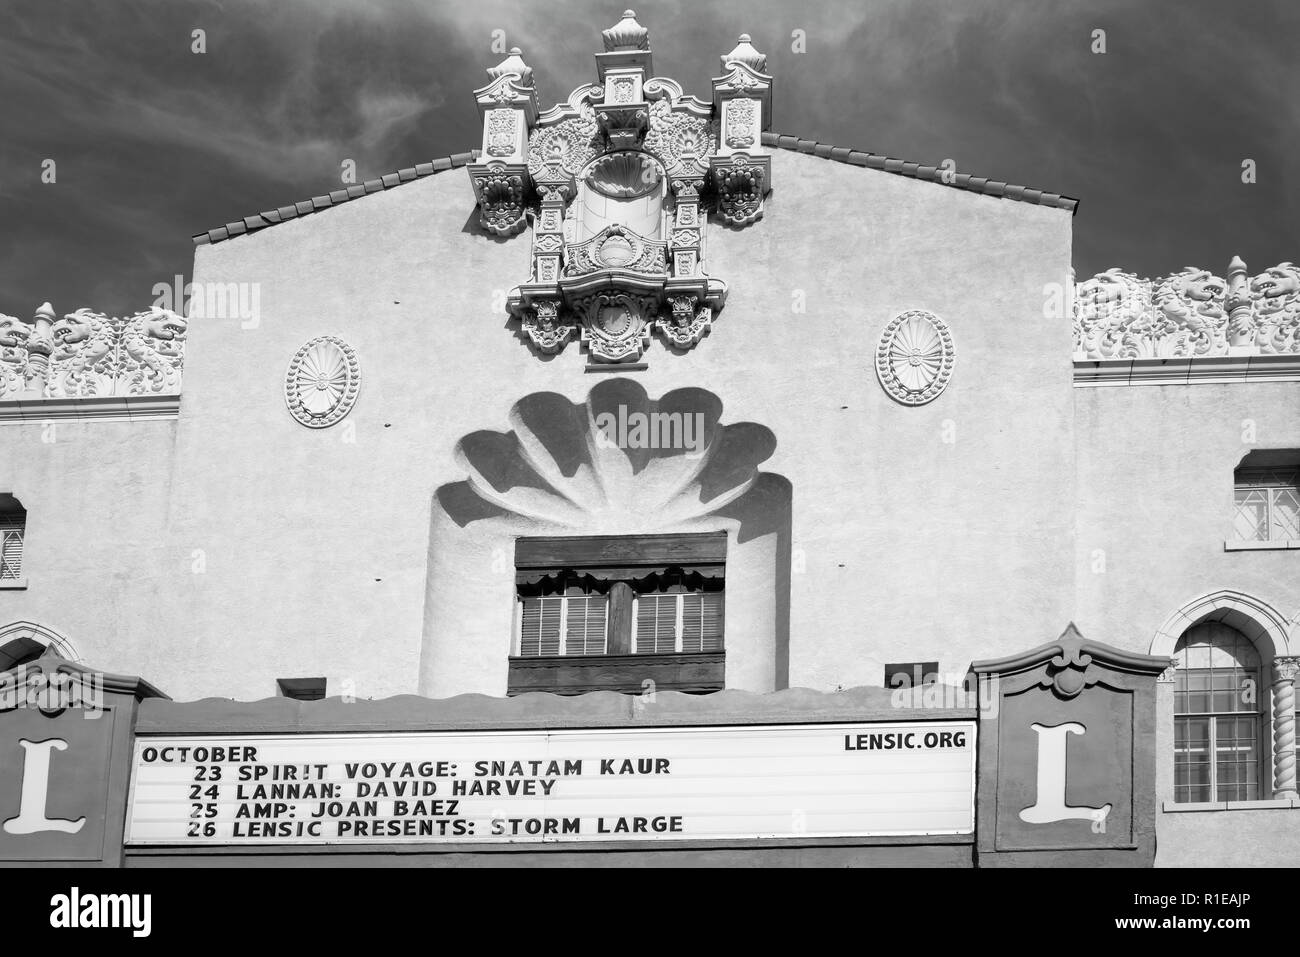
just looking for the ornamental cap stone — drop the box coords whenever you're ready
[602,9,649,51]
[32,301,55,323]
[486,46,533,87]
[722,33,766,72]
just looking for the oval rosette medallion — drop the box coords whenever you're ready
[874,310,955,405]
[284,335,361,428]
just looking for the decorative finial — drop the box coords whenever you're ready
[1226,255,1251,313]
[602,9,649,52]
[722,33,767,72]
[486,46,533,87]
[33,302,55,322]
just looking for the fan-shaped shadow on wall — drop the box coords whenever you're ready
[431,378,793,689]
[436,378,778,530]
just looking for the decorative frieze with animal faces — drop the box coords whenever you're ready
[0,303,187,401]
[1074,258,1300,360]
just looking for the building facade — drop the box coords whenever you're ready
[1,12,1297,867]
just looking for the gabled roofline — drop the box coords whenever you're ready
[191,149,481,246]
[192,129,1077,248]
[762,131,1079,214]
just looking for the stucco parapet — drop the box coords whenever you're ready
[136,685,977,735]
[191,148,483,246]
[758,131,1079,211]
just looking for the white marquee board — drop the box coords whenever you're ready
[125,721,976,846]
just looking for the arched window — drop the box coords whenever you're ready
[1173,622,1262,803]
[0,634,45,671]
[0,621,78,670]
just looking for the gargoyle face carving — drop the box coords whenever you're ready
[1078,269,1137,307]
[1178,270,1225,302]
[1253,265,1300,299]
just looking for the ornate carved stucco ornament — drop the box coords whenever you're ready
[1073,257,1300,360]
[469,165,528,237]
[874,310,956,406]
[466,47,539,237]
[0,302,187,400]
[469,13,770,365]
[566,224,668,276]
[519,300,573,355]
[710,35,773,228]
[284,335,361,428]
[574,291,657,363]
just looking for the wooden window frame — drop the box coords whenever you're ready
[509,533,726,695]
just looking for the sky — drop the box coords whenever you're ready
[0,0,1296,317]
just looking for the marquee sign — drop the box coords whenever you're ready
[124,722,975,846]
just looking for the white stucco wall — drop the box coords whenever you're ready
[162,148,1077,700]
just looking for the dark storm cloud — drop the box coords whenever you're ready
[0,0,1294,316]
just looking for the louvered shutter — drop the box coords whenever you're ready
[564,595,608,656]
[635,595,678,653]
[520,596,563,657]
[681,592,724,653]
[0,524,23,580]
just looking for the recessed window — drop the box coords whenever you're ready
[0,494,26,585]
[277,677,327,701]
[1233,453,1299,543]
[0,635,45,670]
[510,533,726,695]
[1173,622,1261,803]
[885,662,940,688]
